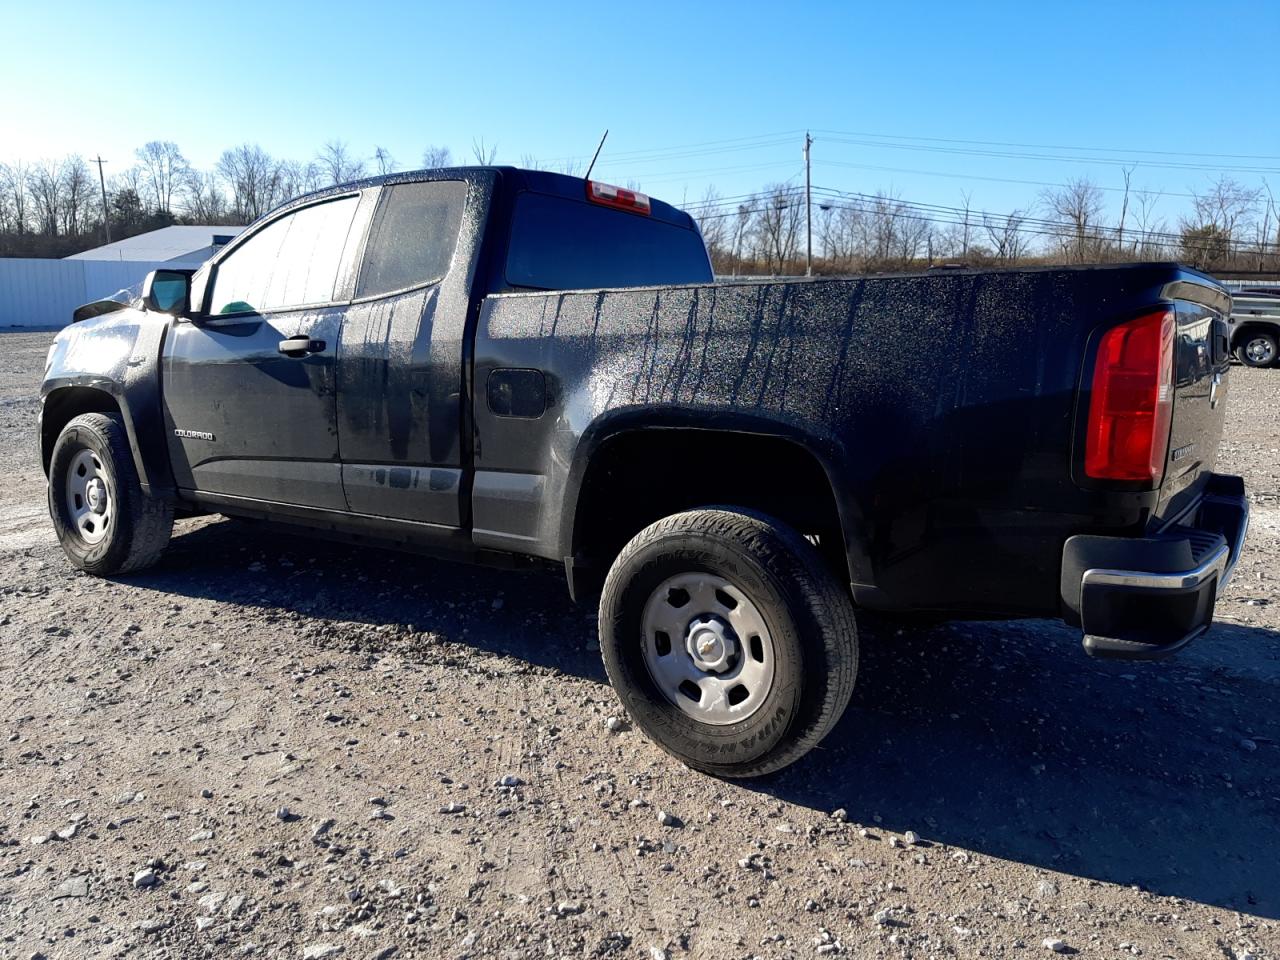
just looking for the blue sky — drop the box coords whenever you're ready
[5,0,1279,225]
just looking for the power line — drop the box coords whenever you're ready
[807,190,1280,255]
[811,185,1280,250]
[811,128,1280,163]
[812,158,1199,199]
[816,135,1280,176]
[685,184,1279,257]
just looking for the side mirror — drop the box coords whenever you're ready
[141,269,194,315]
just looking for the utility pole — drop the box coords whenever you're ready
[92,156,111,244]
[803,132,813,276]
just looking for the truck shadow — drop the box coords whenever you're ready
[770,613,1280,920]
[131,515,1280,920]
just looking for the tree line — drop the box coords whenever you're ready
[691,174,1280,276]
[0,139,456,258]
[3,138,1278,277]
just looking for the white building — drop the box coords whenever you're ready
[65,225,244,268]
[1,225,244,328]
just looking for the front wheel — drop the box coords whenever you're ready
[598,508,858,778]
[1236,331,1278,368]
[48,413,173,575]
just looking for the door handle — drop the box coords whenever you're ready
[278,337,325,356]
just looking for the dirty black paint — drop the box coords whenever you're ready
[40,162,1234,625]
[474,264,1233,615]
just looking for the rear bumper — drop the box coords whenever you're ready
[1061,474,1249,660]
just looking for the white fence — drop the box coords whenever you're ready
[0,259,171,329]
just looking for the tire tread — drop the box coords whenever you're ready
[600,507,858,778]
[53,413,173,574]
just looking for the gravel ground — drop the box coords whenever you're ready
[0,329,1277,960]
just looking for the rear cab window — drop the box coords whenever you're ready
[356,180,467,299]
[504,188,713,291]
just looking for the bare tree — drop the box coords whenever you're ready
[113,165,146,208]
[0,169,13,236]
[1258,180,1279,271]
[276,159,325,204]
[2,160,32,235]
[958,190,973,258]
[1040,177,1105,262]
[182,168,228,222]
[983,209,1028,263]
[1115,167,1134,255]
[29,158,65,236]
[470,138,498,165]
[691,186,727,262]
[217,144,282,222]
[1182,175,1261,265]
[754,183,804,272]
[60,155,93,235]
[860,191,914,268]
[316,140,367,186]
[1132,189,1165,258]
[373,146,396,176]
[895,206,932,265]
[136,141,188,214]
[730,200,756,275]
[422,145,452,168]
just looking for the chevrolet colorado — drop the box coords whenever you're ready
[39,167,1249,776]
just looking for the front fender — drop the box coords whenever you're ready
[41,309,175,498]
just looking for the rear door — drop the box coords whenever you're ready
[336,176,479,526]
[163,193,369,510]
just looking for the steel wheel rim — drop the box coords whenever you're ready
[65,448,113,545]
[1245,337,1276,364]
[640,572,776,726]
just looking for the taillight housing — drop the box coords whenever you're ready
[586,180,651,216]
[1084,308,1176,484]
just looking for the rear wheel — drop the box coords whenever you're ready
[598,508,858,778]
[1236,331,1278,368]
[48,413,173,575]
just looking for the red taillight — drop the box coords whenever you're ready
[1085,308,1176,484]
[586,180,651,216]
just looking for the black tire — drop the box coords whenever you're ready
[598,508,858,778]
[48,412,173,575]
[1235,330,1278,368]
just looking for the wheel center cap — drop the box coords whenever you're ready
[686,617,735,673]
[86,478,106,514]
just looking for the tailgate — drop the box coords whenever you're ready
[1155,286,1233,521]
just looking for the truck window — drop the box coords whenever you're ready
[505,191,713,291]
[210,195,358,315]
[356,180,467,299]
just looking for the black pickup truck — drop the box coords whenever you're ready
[40,167,1249,777]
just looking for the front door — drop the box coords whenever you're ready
[163,193,366,511]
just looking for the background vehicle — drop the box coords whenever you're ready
[1228,288,1280,367]
[39,168,1249,776]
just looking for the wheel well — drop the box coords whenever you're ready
[571,430,847,591]
[41,388,121,475]
[1234,322,1278,346]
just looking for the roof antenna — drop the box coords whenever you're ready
[584,129,608,181]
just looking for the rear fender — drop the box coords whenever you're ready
[558,407,871,583]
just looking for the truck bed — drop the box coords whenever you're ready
[472,263,1232,618]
